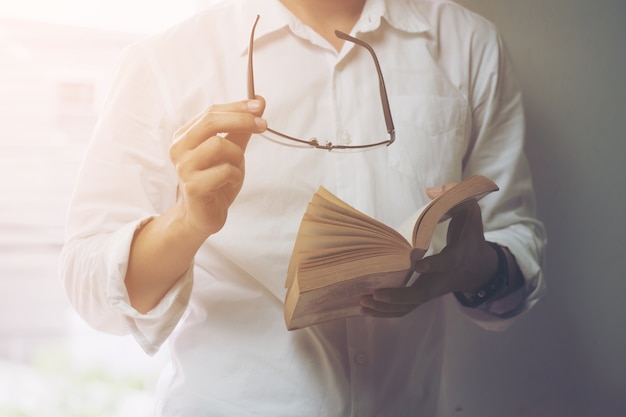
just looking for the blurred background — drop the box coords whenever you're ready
[448,1,626,416]
[0,1,215,416]
[0,0,625,416]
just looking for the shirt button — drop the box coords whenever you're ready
[354,353,367,365]
[336,63,346,71]
[340,131,352,145]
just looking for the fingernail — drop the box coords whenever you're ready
[247,100,262,110]
[255,117,267,130]
[427,186,443,194]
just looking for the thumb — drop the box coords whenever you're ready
[412,250,454,274]
[225,125,263,152]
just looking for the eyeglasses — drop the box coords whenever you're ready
[247,15,395,151]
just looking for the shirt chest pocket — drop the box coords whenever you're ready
[386,95,469,185]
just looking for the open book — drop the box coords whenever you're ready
[284,175,499,330]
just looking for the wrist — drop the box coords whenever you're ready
[172,201,215,244]
[454,241,509,308]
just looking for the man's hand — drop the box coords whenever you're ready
[126,98,266,313]
[169,98,267,239]
[359,182,499,318]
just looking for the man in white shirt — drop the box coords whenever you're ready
[60,0,546,415]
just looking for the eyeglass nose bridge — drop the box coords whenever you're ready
[309,138,331,150]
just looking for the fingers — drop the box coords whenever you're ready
[426,181,459,199]
[167,98,267,236]
[182,160,245,201]
[360,292,418,318]
[359,272,449,318]
[175,134,245,179]
[171,98,266,161]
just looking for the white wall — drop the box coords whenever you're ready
[443,1,626,415]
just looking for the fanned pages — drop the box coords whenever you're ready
[284,175,499,330]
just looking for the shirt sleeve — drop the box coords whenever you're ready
[456,21,547,330]
[59,41,192,355]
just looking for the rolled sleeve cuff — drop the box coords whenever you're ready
[105,218,193,355]
[456,233,546,331]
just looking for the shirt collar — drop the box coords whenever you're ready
[357,0,430,35]
[238,0,430,55]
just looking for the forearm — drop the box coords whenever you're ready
[125,206,208,314]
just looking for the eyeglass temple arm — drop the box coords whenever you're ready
[247,15,261,99]
[334,30,395,136]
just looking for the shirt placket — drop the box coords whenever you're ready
[331,52,357,202]
[346,319,377,417]
[330,44,385,206]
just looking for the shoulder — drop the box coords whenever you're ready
[112,1,260,98]
[125,0,260,65]
[410,0,506,75]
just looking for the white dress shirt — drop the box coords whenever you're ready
[60,0,546,415]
